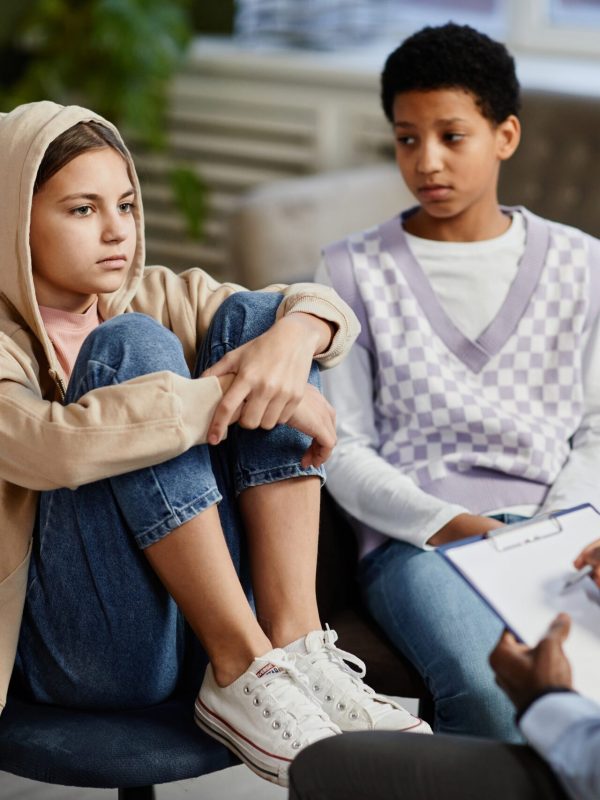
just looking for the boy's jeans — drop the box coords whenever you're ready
[15,293,323,709]
[359,513,528,742]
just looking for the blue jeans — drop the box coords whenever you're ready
[359,514,527,742]
[14,293,324,710]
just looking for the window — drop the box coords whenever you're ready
[234,0,600,58]
[550,0,600,26]
[513,0,600,56]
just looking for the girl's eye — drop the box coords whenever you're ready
[396,136,416,146]
[71,205,92,217]
[119,202,134,213]
[445,133,465,143]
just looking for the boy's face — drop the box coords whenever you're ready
[392,88,519,234]
[30,147,137,313]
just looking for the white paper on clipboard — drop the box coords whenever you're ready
[439,503,600,703]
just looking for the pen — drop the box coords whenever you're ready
[562,564,594,591]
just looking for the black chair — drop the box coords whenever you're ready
[0,692,237,799]
[0,491,432,798]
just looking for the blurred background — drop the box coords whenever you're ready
[1,0,599,283]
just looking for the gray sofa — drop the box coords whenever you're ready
[229,90,600,289]
[227,89,600,714]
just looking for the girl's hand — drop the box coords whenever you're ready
[203,313,334,445]
[287,385,337,468]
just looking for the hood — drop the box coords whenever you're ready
[0,101,145,369]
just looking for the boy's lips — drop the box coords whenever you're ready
[417,184,452,201]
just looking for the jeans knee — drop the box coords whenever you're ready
[69,314,189,399]
[208,291,283,350]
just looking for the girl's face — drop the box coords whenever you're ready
[30,147,137,312]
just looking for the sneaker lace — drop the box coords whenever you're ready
[304,627,399,724]
[248,653,338,745]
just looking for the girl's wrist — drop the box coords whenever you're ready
[284,312,335,356]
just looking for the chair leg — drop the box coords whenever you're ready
[118,786,156,800]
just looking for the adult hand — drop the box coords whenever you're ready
[573,538,600,587]
[489,613,573,714]
[427,513,504,546]
[204,312,333,445]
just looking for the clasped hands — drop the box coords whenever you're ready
[202,312,336,469]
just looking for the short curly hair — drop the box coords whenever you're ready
[381,23,520,125]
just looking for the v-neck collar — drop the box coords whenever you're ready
[378,206,550,373]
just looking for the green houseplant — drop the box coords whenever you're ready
[0,0,206,239]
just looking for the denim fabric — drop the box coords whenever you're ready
[358,513,530,742]
[15,293,324,709]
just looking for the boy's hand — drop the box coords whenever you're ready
[573,538,600,587]
[427,513,504,546]
[203,313,333,445]
[489,614,573,714]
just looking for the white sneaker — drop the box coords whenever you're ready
[194,648,340,787]
[292,628,432,734]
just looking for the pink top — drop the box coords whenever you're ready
[39,299,101,381]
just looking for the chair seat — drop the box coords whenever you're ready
[0,694,238,789]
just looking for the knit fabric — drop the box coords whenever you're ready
[39,300,100,380]
[324,208,592,512]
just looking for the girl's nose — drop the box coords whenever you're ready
[102,215,128,243]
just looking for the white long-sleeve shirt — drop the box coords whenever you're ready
[317,214,600,551]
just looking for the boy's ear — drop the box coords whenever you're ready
[496,115,521,161]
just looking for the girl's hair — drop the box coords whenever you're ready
[34,120,129,192]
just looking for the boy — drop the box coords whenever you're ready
[316,23,600,739]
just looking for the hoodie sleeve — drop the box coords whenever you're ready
[0,333,225,490]
[130,266,359,370]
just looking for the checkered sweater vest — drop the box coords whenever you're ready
[324,208,594,512]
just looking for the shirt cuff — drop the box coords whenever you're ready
[515,687,573,724]
[520,691,600,754]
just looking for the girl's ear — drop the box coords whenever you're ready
[496,114,521,161]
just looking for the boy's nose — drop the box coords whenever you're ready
[416,143,443,175]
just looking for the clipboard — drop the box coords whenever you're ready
[439,503,600,703]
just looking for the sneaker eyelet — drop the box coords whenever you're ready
[312,683,320,692]
[350,711,359,720]
[252,697,261,706]
[336,702,346,711]
[282,730,292,740]
[243,685,251,694]
[292,741,301,750]
[325,694,333,702]
[262,708,271,718]
[272,720,281,729]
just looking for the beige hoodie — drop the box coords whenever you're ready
[0,101,359,714]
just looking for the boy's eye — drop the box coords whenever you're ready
[119,201,134,213]
[396,135,416,146]
[71,205,92,217]
[444,132,465,143]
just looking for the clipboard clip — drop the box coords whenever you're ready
[486,513,563,552]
